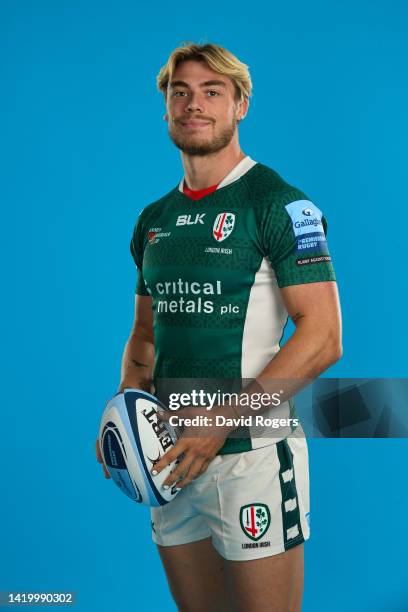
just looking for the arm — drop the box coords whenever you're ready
[263,280,342,378]
[118,294,155,393]
[233,279,342,414]
[96,293,154,478]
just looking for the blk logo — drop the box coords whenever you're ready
[176,214,206,226]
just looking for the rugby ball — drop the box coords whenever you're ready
[98,388,181,506]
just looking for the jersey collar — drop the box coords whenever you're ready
[177,155,257,193]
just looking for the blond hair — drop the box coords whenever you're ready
[156,42,252,102]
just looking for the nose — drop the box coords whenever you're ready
[185,91,203,113]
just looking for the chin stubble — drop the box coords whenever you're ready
[168,118,238,156]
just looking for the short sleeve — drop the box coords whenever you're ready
[260,190,336,288]
[130,215,150,296]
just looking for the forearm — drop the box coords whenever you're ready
[118,329,155,393]
[227,318,342,419]
[259,316,342,382]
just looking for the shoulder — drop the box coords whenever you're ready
[244,162,311,223]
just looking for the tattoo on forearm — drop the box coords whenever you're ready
[131,359,148,368]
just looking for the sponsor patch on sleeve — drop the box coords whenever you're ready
[284,200,331,265]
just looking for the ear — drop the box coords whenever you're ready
[163,113,169,121]
[237,96,249,122]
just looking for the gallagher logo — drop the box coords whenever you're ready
[302,208,313,216]
[213,212,236,242]
[239,503,271,541]
[294,217,322,229]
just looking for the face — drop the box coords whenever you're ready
[165,60,247,156]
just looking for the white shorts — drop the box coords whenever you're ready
[151,433,310,561]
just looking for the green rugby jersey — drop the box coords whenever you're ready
[130,157,336,454]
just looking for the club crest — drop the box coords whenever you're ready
[240,503,271,541]
[213,212,235,242]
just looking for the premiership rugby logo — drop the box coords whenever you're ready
[213,212,235,242]
[240,503,271,541]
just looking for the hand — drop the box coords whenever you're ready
[151,406,236,489]
[95,437,111,479]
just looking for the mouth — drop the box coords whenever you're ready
[180,120,212,130]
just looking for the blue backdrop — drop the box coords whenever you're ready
[1,0,407,610]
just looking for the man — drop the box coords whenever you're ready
[96,42,342,611]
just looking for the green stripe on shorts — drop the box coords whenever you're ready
[276,438,304,550]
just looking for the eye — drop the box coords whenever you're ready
[172,91,187,97]
[206,90,220,96]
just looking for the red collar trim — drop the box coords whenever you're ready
[183,180,219,201]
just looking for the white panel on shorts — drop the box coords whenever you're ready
[282,468,294,483]
[284,498,298,512]
[151,487,210,547]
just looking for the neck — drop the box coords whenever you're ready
[181,139,246,190]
